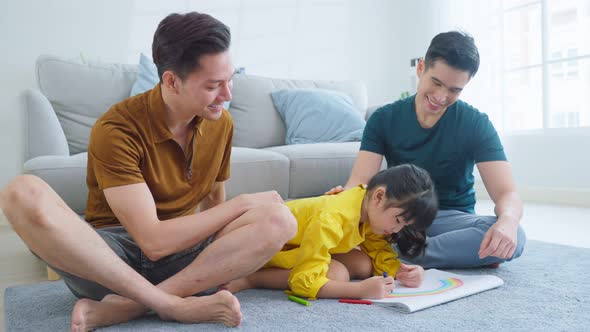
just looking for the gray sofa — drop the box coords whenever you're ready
[22,55,378,214]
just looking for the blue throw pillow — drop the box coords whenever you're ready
[130,53,233,110]
[130,53,159,96]
[271,89,365,145]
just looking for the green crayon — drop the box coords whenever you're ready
[288,295,310,306]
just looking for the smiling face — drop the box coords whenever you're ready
[415,59,471,118]
[164,51,234,121]
[365,187,414,236]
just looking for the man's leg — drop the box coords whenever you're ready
[0,175,287,329]
[69,191,298,328]
[401,210,526,268]
[0,176,186,308]
[150,201,297,294]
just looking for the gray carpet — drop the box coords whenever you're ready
[5,240,590,331]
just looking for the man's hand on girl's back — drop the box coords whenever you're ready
[324,185,345,195]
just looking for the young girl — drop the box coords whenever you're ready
[224,164,438,300]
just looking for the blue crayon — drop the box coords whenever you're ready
[383,272,388,278]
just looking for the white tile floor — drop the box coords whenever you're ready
[1,200,589,327]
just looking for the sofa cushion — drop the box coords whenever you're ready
[225,147,290,199]
[23,153,89,214]
[230,74,367,149]
[264,142,361,198]
[271,89,365,145]
[36,55,138,154]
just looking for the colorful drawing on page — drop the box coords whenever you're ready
[386,277,464,298]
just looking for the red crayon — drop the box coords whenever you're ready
[339,299,373,305]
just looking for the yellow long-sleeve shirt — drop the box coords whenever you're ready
[267,186,401,299]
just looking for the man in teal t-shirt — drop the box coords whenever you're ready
[362,96,506,214]
[332,31,525,269]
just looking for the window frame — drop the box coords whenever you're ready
[500,0,590,131]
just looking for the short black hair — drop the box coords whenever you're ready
[424,31,480,78]
[152,12,231,82]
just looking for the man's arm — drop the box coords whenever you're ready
[476,160,523,259]
[200,181,226,212]
[103,183,281,261]
[344,151,384,188]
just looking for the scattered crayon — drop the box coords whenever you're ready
[288,295,310,306]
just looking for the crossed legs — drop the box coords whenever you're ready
[0,175,297,331]
[402,209,527,268]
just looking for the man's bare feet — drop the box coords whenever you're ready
[71,294,146,331]
[219,276,255,294]
[158,290,242,327]
[71,291,242,330]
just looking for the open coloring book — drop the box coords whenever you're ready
[366,269,504,313]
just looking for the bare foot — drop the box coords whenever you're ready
[219,276,254,294]
[158,290,242,327]
[71,294,147,331]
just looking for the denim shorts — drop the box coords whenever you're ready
[48,226,215,301]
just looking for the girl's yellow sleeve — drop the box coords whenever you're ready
[360,232,401,278]
[288,213,344,299]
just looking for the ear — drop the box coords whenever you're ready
[417,58,425,78]
[161,71,179,94]
[372,187,386,205]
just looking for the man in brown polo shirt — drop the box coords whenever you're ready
[0,12,297,329]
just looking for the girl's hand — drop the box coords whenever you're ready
[396,263,424,287]
[359,275,395,299]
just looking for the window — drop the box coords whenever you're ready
[449,0,590,131]
[502,0,590,130]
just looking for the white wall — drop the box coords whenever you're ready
[0,0,134,189]
[476,129,590,206]
[128,0,403,104]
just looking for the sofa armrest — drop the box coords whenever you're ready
[365,104,385,121]
[22,89,69,161]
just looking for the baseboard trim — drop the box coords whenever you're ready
[475,182,590,208]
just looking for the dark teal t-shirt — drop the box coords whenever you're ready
[361,95,506,213]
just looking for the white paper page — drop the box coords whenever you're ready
[368,269,504,313]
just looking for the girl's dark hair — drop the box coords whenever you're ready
[424,31,480,78]
[152,12,231,82]
[366,164,438,258]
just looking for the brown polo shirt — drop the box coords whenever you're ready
[85,84,233,229]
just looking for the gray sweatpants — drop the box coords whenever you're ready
[400,209,526,268]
